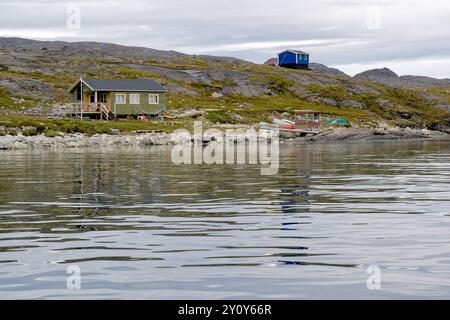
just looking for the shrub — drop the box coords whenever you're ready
[35,123,47,134]
[22,127,38,136]
[7,129,17,136]
[206,110,237,124]
[44,129,58,137]
[267,76,293,94]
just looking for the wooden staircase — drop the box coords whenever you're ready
[100,103,109,120]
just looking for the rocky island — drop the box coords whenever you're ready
[1,37,450,150]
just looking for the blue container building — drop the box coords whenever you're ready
[278,50,310,70]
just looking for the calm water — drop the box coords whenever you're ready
[1,140,450,299]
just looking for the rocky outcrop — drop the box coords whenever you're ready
[0,78,53,99]
[354,67,450,88]
[340,100,365,109]
[354,68,399,82]
[221,85,268,97]
[309,63,349,77]
[0,37,188,61]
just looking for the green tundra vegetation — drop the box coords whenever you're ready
[0,115,193,136]
[0,43,449,135]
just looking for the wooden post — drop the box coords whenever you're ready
[94,91,99,118]
[80,77,83,119]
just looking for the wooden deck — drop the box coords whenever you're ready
[65,103,110,120]
[279,128,320,134]
[261,125,321,135]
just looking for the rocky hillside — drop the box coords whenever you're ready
[309,63,349,77]
[1,37,450,130]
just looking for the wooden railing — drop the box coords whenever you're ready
[68,103,109,120]
[100,103,109,120]
[294,119,321,129]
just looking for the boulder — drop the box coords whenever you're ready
[211,92,223,99]
[340,100,364,109]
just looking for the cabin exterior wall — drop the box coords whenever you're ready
[278,50,310,69]
[111,91,166,115]
[68,79,167,117]
[70,83,93,102]
[278,51,297,65]
[297,54,309,65]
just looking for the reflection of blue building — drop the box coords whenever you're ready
[278,50,310,70]
[280,185,310,214]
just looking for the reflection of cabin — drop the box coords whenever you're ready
[295,110,321,131]
[278,50,310,70]
[69,78,167,120]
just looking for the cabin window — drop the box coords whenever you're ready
[148,94,159,104]
[100,93,107,104]
[90,94,95,103]
[116,93,126,104]
[130,94,140,105]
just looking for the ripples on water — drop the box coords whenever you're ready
[1,140,450,299]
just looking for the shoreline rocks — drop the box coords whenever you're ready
[0,132,177,150]
[299,127,450,143]
[0,128,449,151]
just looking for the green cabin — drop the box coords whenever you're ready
[69,77,167,119]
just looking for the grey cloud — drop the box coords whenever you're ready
[0,0,449,77]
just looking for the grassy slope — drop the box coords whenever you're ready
[0,49,449,135]
[0,116,192,136]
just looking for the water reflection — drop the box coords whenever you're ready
[0,140,450,298]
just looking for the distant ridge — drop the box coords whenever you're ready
[1,37,448,87]
[354,67,398,81]
[0,37,188,61]
[0,37,251,65]
[354,67,450,88]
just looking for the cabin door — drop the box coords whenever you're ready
[99,92,110,111]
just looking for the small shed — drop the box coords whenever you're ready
[264,58,278,67]
[295,110,321,130]
[69,77,167,119]
[278,50,310,70]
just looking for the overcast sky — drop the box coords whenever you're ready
[1,0,450,78]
